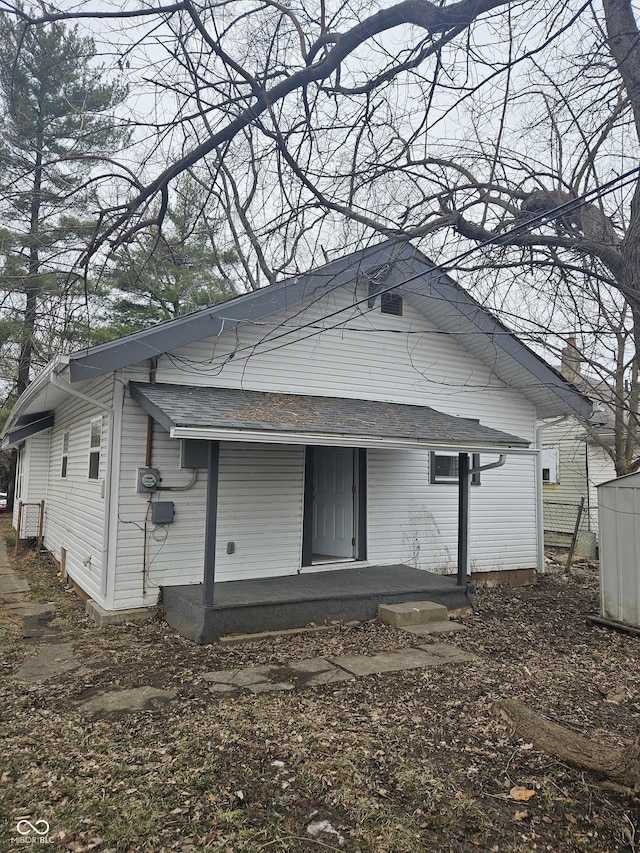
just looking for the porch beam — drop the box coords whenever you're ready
[457,452,470,587]
[203,440,220,606]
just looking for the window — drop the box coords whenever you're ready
[61,431,69,478]
[430,452,481,485]
[541,448,559,484]
[88,417,102,480]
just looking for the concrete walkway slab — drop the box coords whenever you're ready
[78,686,177,716]
[417,643,477,664]
[330,643,476,676]
[204,657,355,694]
[329,647,438,676]
[204,664,295,693]
[15,642,89,683]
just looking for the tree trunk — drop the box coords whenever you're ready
[495,699,640,790]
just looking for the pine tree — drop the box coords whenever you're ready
[93,179,239,341]
[0,9,127,392]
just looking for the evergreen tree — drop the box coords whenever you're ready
[94,180,239,341]
[0,9,127,392]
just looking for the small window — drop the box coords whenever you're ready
[88,417,102,480]
[61,431,70,478]
[430,452,481,485]
[541,448,559,484]
[380,291,403,316]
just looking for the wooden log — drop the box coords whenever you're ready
[495,699,640,790]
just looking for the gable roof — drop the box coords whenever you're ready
[65,240,591,420]
[130,382,529,449]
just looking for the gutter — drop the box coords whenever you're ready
[170,425,535,454]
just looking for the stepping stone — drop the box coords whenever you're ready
[417,643,476,664]
[204,664,295,693]
[329,642,475,676]
[401,620,467,636]
[15,642,88,683]
[378,600,449,627]
[78,686,177,716]
[203,658,354,694]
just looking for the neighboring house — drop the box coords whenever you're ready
[1,241,591,626]
[542,340,616,551]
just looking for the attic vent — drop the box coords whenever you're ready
[380,291,403,316]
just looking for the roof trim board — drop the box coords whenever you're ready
[3,411,54,447]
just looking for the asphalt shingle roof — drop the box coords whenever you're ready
[129,382,529,447]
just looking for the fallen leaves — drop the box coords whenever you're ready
[509,786,537,802]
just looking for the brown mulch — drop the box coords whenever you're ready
[1,525,639,852]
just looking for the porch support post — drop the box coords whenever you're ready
[203,440,220,606]
[357,448,367,561]
[302,446,313,567]
[457,452,470,587]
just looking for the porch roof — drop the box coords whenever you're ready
[129,382,529,450]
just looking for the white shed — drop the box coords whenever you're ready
[597,472,640,629]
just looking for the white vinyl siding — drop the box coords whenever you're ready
[154,287,536,441]
[542,417,615,539]
[368,449,537,574]
[41,376,113,602]
[113,389,305,606]
[587,444,616,535]
[13,433,51,537]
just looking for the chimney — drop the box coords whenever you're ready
[561,337,581,384]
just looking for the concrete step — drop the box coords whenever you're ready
[378,600,450,627]
[400,620,466,636]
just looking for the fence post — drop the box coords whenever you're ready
[566,497,585,572]
[15,501,23,557]
[37,500,45,549]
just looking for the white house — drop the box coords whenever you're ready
[541,340,616,552]
[1,241,592,637]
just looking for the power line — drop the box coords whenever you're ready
[168,164,640,375]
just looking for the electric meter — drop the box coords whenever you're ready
[137,467,160,493]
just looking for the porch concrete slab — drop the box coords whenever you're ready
[15,642,89,683]
[401,621,467,636]
[163,565,473,643]
[78,686,177,716]
[329,642,476,676]
[379,600,449,627]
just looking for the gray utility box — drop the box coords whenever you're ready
[151,501,175,525]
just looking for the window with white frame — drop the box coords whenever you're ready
[430,452,481,485]
[61,431,70,478]
[88,417,102,480]
[541,448,559,484]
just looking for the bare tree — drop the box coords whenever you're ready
[2,0,640,475]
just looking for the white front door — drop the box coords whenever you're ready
[312,447,355,559]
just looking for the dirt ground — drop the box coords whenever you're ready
[1,520,639,852]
